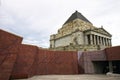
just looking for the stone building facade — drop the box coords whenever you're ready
[50,11,112,51]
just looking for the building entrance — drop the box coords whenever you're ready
[93,61,109,74]
[93,61,120,74]
[112,61,120,74]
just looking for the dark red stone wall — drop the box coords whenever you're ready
[105,46,120,60]
[36,50,78,75]
[0,29,79,79]
[0,53,17,80]
[0,29,22,52]
[11,47,78,79]
[0,29,23,80]
[87,50,106,61]
[11,44,38,79]
[0,29,22,56]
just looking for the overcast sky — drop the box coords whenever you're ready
[0,0,120,48]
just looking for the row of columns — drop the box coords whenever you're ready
[87,34,111,46]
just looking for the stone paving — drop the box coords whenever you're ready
[14,74,120,80]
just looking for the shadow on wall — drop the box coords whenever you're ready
[0,29,120,80]
[0,29,79,80]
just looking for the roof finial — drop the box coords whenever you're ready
[75,10,78,13]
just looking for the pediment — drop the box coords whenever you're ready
[92,28,112,37]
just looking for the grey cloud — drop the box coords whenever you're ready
[1,0,120,47]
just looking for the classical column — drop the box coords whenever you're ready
[106,38,108,46]
[103,38,106,46]
[94,35,96,45]
[107,38,109,46]
[95,35,97,45]
[101,37,103,45]
[99,36,102,45]
[102,37,104,45]
[105,38,107,46]
[90,34,93,45]
[97,36,100,45]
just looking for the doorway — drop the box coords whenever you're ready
[112,61,120,74]
[93,61,120,74]
[93,61,109,74]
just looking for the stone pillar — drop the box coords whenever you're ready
[94,35,96,45]
[105,38,107,46]
[99,36,102,45]
[106,38,108,46]
[108,61,113,73]
[97,36,100,45]
[107,38,109,46]
[108,39,110,46]
[103,38,105,46]
[95,35,97,45]
[101,37,103,45]
[90,34,93,45]
[104,38,106,46]
[105,38,108,46]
